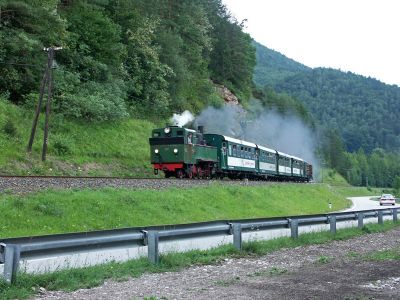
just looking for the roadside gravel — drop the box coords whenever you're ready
[0,177,275,194]
[36,226,400,300]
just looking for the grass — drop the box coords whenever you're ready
[1,221,398,299]
[319,168,393,197]
[215,276,241,286]
[246,267,288,277]
[0,183,350,238]
[321,168,350,186]
[363,248,400,261]
[316,255,332,264]
[0,98,159,177]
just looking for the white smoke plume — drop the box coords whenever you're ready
[194,100,320,178]
[170,110,195,127]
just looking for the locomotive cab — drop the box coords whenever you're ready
[149,126,218,178]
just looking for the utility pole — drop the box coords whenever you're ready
[27,46,62,161]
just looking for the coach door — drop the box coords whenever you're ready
[220,142,227,169]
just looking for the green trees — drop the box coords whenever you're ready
[55,1,128,120]
[207,2,255,101]
[0,1,64,102]
[254,42,400,154]
[274,68,400,153]
[0,0,256,120]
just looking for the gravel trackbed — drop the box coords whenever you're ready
[0,177,274,194]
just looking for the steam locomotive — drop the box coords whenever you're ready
[149,126,313,181]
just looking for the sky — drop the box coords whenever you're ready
[222,0,400,87]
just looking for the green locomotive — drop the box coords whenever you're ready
[149,126,313,181]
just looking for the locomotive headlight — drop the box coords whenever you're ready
[173,148,178,154]
[164,127,171,134]
[154,149,159,154]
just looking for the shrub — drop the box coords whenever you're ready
[52,135,73,156]
[54,70,129,121]
[2,119,18,137]
[34,200,64,217]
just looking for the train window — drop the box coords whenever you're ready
[228,144,232,156]
[233,144,237,156]
[176,130,183,136]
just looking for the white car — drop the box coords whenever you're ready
[379,194,396,206]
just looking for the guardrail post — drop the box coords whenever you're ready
[378,210,383,225]
[358,213,364,228]
[393,208,398,223]
[3,244,21,284]
[290,219,298,239]
[231,223,242,251]
[147,231,159,264]
[329,216,336,234]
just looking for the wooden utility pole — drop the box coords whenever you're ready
[27,46,62,161]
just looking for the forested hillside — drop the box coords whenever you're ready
[254,43,400,153]
[253,41,310,87]
[0,0,255,120]
[275,68,400,153]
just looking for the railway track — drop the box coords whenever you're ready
[0,175,275,194]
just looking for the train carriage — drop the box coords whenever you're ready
[256,145,277,178]
[290,155,304,178]
[203,134,257,178]
[277,151,292,178]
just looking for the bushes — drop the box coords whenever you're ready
[54,70,129,121]
[2,119,18,138]
[52,136,72,156]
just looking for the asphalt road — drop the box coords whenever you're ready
[344,196,400,211]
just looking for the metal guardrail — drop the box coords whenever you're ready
[0,207,398,284]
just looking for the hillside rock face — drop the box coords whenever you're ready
[215,84,239,105]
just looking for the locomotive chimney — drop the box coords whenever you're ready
[198,126,204,134]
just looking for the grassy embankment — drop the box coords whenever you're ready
[0,98,158,176]
[320,167,391,197]
[1,183,351,238]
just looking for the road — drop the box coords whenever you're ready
[344,196,400,212]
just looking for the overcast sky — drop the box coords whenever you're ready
[222,0,400,87]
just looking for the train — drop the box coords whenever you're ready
[149,125,313,181]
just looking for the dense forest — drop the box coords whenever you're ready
[0,0,255,120]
